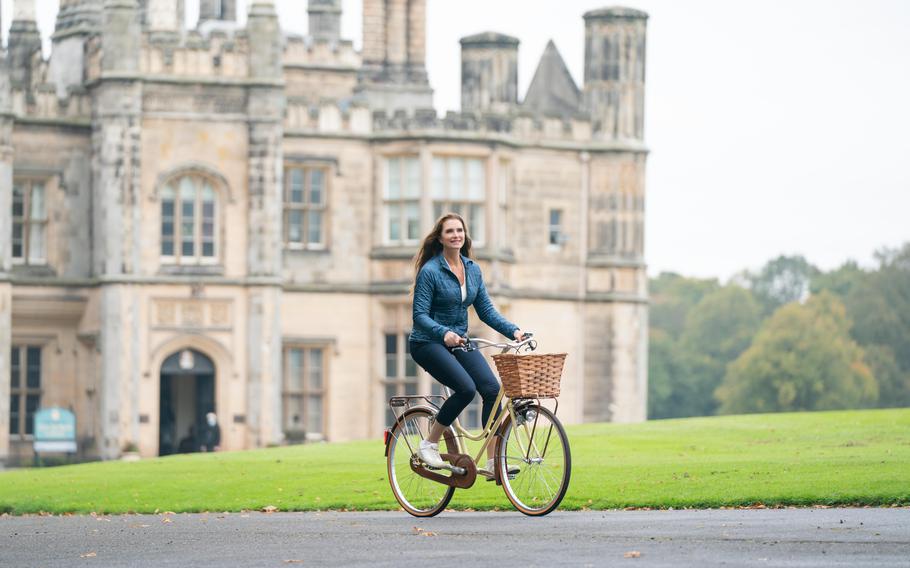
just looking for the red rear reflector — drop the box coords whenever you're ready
[383,429,390,445]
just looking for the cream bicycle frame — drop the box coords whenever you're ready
[444,336,545,468]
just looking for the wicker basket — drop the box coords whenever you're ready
[491,353,567,398]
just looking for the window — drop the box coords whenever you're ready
[160,175,218,264]
[432,157,485,244]
[498,160,511,250]
[12,180,47,265]
[10,346,42,437]
[548,209,564,247]
[284,166,328,249]
[283,346,326,439]
[383,157,421,245]
[383,332,419,426]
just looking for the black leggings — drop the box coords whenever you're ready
[409,341,501,427]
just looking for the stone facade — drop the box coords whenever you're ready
[0,0,649,464]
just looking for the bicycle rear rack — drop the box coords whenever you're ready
[387,395,446,425]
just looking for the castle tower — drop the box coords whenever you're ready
[93,0,143,458]
[308,0,342,43]
[357,0,433,114]
[245,0,286,447]
[199,0,237,23]
[7,0,43,89]
[49,0,104,98]
[583,8,647,140]
[459,32,519,115]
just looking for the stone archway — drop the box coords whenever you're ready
[158,348,216,456]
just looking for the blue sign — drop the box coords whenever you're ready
[33,407,77,453]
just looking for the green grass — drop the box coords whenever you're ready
[1,408,908,515]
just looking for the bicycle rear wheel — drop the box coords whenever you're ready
[497,403,571,516]
[387,406,455,517]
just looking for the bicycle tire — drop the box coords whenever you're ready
[497,404,571,516]
[387,406,456,517]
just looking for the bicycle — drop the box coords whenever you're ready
[383,334,571,517]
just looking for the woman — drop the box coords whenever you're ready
[409,213,524,478]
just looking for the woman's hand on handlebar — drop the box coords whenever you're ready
[513,329,525,341]
[444,331,467,347]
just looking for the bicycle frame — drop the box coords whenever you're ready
[444,336,552,470]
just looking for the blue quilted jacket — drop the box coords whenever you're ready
[410,253,518,344]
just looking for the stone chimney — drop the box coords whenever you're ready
[357,0,433,115]
[460,32,519,114]
[142,0,185,32]
[583,7,648,141]
[199,0,237,23]
[308,0,342,43]
[7,0,43,89]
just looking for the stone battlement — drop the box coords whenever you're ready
[285,99,372,135]
[283,36,360,70]
[140,31,250,79]
[10,86,91,121]
[372,109,595,143]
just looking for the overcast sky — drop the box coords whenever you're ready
[4,0,909,280]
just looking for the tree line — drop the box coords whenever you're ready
[648,243,910,419]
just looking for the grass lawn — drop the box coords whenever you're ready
[1,408,908,515]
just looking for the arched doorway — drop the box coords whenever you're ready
[159,348,216,456]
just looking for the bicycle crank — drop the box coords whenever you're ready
[410,453,477,489]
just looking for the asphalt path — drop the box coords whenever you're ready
[1,508,908,567]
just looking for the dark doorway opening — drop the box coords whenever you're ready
[159,349,216,456]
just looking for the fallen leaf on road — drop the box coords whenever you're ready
[80,552,97,558]
[262,505,279,513]
[284,560,305,564]
[162,518,173,524]
[623,551,641,558]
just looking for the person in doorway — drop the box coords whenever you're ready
[199,412,221,452]
[409,213,524,479]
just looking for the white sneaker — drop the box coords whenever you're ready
[418,440,447,468]
[478,458,520,479]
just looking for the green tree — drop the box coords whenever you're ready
[649,272,718,336]
[716,292,877,414]
[745,255,819,314]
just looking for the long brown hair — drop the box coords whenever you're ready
[413,213,473,277]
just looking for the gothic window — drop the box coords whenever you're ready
[160,175,218,265]
[10,346,42,438]
[11,179,47,265]
[284,165,328,249]
[383,157,421,245]
[432,157,486,245]
[283,345,327,440]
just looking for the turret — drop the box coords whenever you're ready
[49,0,104,97]
[459,32,519,115]
[583,7,648,141]
[102,0,141,74]
[308,0,342,43]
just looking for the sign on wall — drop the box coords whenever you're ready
[33,408,78,454]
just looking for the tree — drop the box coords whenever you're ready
[716,292,877,414]
[649,272,718,336]
[674,285,763,416]
[745,255,819,314]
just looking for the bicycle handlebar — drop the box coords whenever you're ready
[450,332,537,354]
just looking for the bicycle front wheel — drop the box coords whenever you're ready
[497,403,571,516]
[387,406,455,517]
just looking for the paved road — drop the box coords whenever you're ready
[2,508,908,567]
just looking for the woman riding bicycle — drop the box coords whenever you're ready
[409,212,524,478]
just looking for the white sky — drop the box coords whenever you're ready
[4,0,910,281]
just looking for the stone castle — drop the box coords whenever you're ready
[0,0,648,463]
